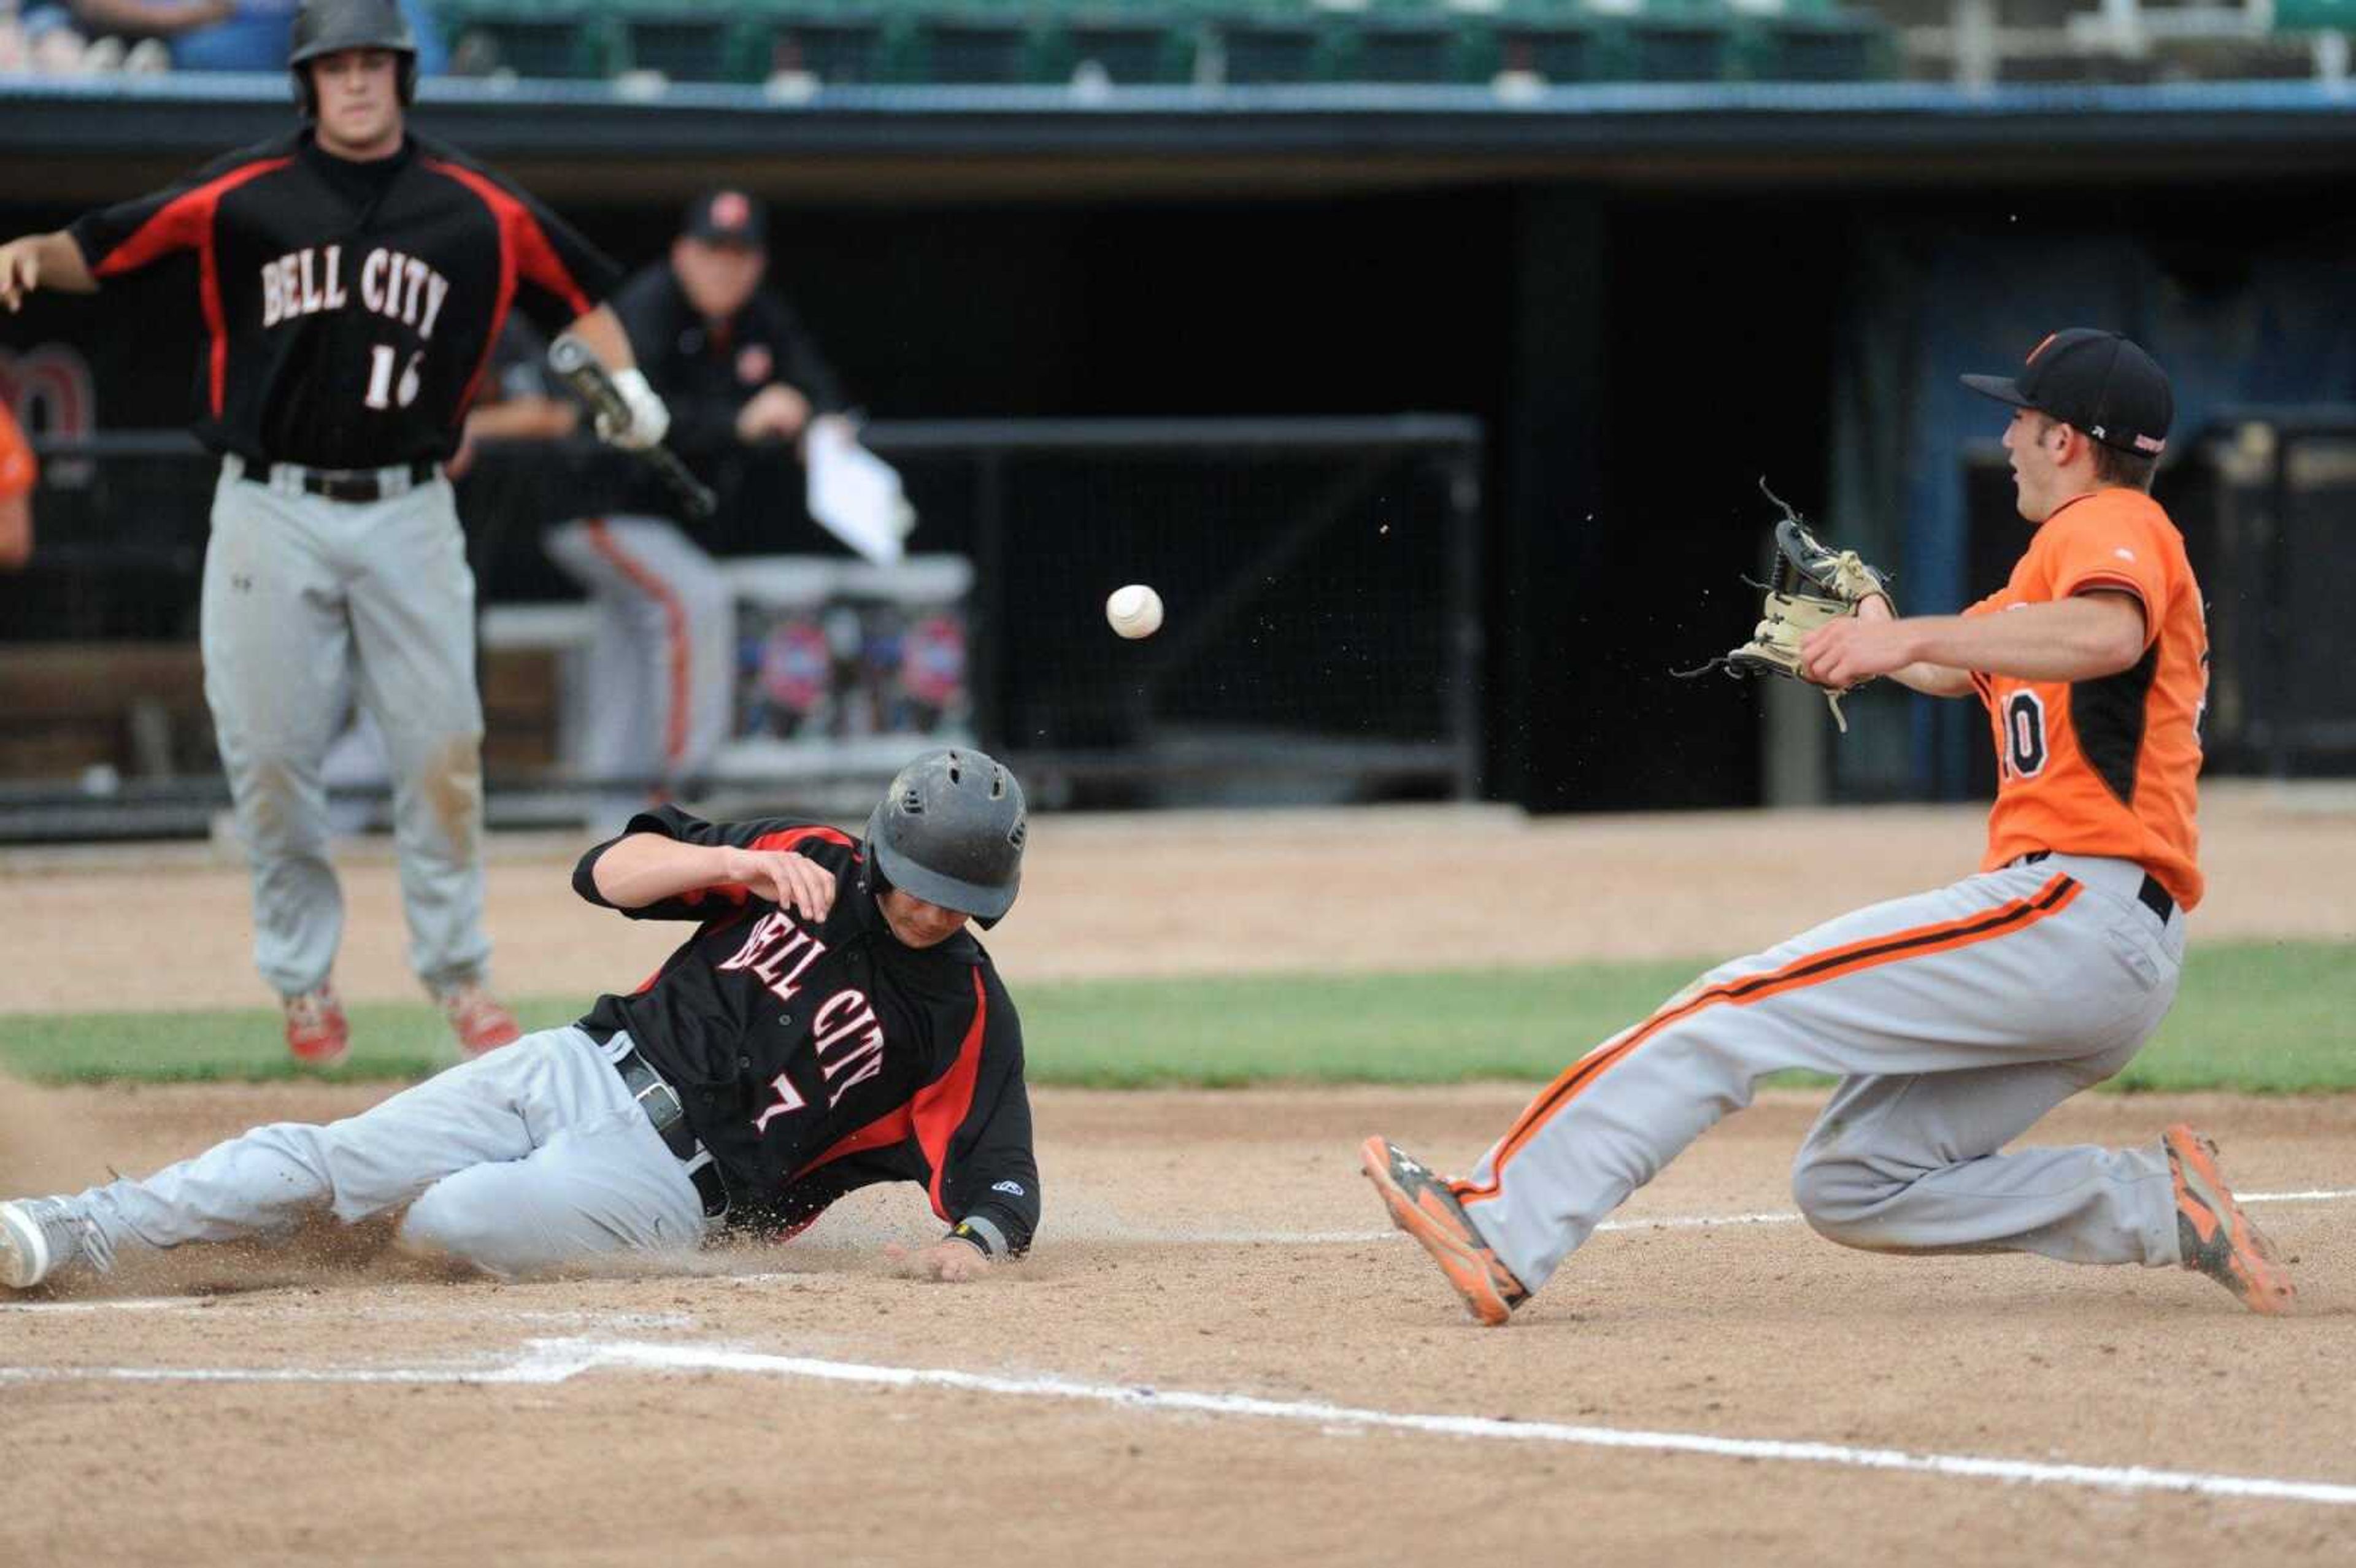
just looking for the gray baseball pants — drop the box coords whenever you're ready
[204,458,491,997]
[1458,853,2187,1291]
[542,514,734,799]
[66,1026,707,1278]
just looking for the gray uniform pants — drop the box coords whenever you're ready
[204,458,491,997]
[69,1026,707,1279]
[1460,854,2186,1291]
[542,515,734,797]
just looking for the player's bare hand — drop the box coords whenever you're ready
[736,383,812,444]
[884,1237,990,1283]
[0,239,40,312]
[718,845,835,921]
[1800,615,1914,690]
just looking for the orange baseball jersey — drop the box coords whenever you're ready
[0,401,34,502]
[1965,487,2207,909]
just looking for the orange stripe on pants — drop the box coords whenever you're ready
[580,518,692,775]
[1455,874,2084,1205]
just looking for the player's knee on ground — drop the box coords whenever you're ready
[1790,1148,1909,1249]
[397,1173,540,1278]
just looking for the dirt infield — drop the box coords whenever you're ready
[2,784,2353,1563]
[2,1085,2352,1565]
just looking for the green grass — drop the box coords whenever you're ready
[1,942,2349,1093]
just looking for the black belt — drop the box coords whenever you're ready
[614,1044,729,1219]
[265,459,437,502]
[2019,851,2174,924]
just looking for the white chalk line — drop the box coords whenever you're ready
[4,1335,2353,1510]
[6,1188,2347,1311]
[1140,1186,2356,1247]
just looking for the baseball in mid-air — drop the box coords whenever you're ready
[1106,583,1164,639]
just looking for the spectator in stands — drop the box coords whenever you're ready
[124,0,442,72]
[544,189,849,812]
[0,399,31,570]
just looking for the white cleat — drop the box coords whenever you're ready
[0,1198,112,1289]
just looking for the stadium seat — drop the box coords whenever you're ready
[1342,10,1471,85]
[1207,8,1331,84]
[1619,3,1738,82]
[1741,9,1891,81]
[911,0,1042,83]
[1489,2,1604,86]
[747,2,904,83]
[440,0,617,79]
[610,0,755,81]
[1055,2,1199,86]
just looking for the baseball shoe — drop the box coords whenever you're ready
[0,1197,115,1290]
[2165,1124,2295,1316]
[283,984,349,1069]
[1360,1136,1528,1326]
[441,983,521,1058]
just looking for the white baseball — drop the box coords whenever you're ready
[1106,583,1164,639]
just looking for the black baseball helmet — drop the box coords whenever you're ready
[863,748,1026,929]
[290,0,419,117]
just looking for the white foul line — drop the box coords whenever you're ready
[4,1335,2352,1510]
[1146,1186,2356,1248]
[5,1188,2347,1307]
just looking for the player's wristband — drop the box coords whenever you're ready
[610,367,671,448]
[948,1217,1005,1258]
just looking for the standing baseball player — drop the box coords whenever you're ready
[1,748,1039,1291]
[543,190,850,809]
[1365,329,2297,1325]
[0,0,672,1066]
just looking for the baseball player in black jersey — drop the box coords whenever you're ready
[0,0,672,1067]
[544,190,851,803]
[0,748,1040,1291]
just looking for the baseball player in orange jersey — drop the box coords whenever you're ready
[0,398,34,570]
[1364,329,2297,1326]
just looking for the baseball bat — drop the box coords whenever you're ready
[547,333,718,520]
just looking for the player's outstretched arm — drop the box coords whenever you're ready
[0,233,96,312]
[1800,596,1975,698]
[589,832,835,920]
[1809,591,2144,692]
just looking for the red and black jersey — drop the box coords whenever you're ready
[571,805,1040,1254]
[69,128,620,471]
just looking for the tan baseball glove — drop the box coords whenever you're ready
[1687,482,1893,732]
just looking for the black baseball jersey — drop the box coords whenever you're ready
[68,128,620,471]
[609,260,846,457]
[571,805,1040,1255]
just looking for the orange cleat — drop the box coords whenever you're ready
[2164,1124,2295,1316]
[1361,1136,1528,1326]
[283,985,350,1069]
[442,983,522,1058]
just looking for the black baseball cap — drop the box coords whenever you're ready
[683,189,766,248]
[1961,329,2172,456]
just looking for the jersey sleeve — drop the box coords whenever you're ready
[571,804,857,921]
[2042,505,2172,650]
[0,404,34,503]
[420,148,623,331]
[66,145,263,284]
[498,175,623,334]
[933,970,1041,1257]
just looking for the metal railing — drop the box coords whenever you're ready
[0,415,1485,839]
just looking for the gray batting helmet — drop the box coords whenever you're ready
[290,0,418,115]
[863,748,1026,928]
